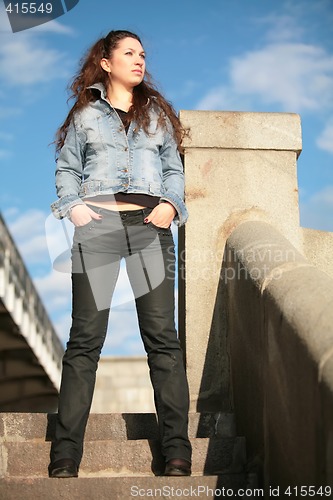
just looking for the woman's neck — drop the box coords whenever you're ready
[106,83,133,112]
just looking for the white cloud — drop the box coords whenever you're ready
[0,3,72,86]
[111,263,135,307]
[168,79,201,102]
[32,19,75,35]
[311,186,333,208]
[255,13,305,43]
[53,311,71,344]
[34,268,71,311]
[7,209,50,264]
[0,126,15,160]
[255,0,333,44]
[104,300,152,356]
[317,120,333,154]
[300,185,333,231]
[0,4,13,32]
[0,35,70,85]
[0,107,22,119]
[231,43,333,112]
[197,0,333,116]
[3,206,19,218]
[197,42,333,114]
[0,131,14,141]
[0,149,12,159]
[196,85,250,112]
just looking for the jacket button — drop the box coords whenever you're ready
[124,147,128,151]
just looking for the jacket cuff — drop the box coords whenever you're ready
[159,192,189,226]
[51,195,84,220]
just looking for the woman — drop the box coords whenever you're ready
[48,30,192,478]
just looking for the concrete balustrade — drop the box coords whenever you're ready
[225,220,333,488]
[179,110,304,413]
[180,110,333,489]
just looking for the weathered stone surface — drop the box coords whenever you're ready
[0,412,236,442]
[226,221,333,488]
[180,111,302,153]
[180,112,303,414]
[0,475,249,500]
[226,220,308,291]
[265,265,333,372]
[2,436,246,478]
[301,227,333,279]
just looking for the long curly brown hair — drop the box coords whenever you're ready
[55,30,188,154]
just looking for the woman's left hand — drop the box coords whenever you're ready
[144,202,176,228]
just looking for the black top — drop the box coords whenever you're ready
[113,108,160,209]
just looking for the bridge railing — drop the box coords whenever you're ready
[0,213,63,393]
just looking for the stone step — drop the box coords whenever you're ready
[0,412,237,442]
[0,474,251,500]
[1,437,246,478]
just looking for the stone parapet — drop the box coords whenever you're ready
[178,110,303,414]
[226,220,333,489]
[181,111,302,153]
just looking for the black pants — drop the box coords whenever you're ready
[50,206,192,467]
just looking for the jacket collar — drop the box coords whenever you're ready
[86,82,152,108]
[86,82,107,98]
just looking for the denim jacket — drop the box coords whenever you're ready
[50,82,188,226]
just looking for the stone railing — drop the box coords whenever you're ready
[180,110,333,489]
[0,213,63,410]
[225,220,333,488]
[179,110,303,413]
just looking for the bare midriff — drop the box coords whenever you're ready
[84,197,146,211]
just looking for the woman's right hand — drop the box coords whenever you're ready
[70,204,102,227]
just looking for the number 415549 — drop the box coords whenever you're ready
[5,3,53,14]
[284,486,332,496]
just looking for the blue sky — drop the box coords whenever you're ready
[0,0,332,356]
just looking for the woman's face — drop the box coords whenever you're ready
[102,37,146,88]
